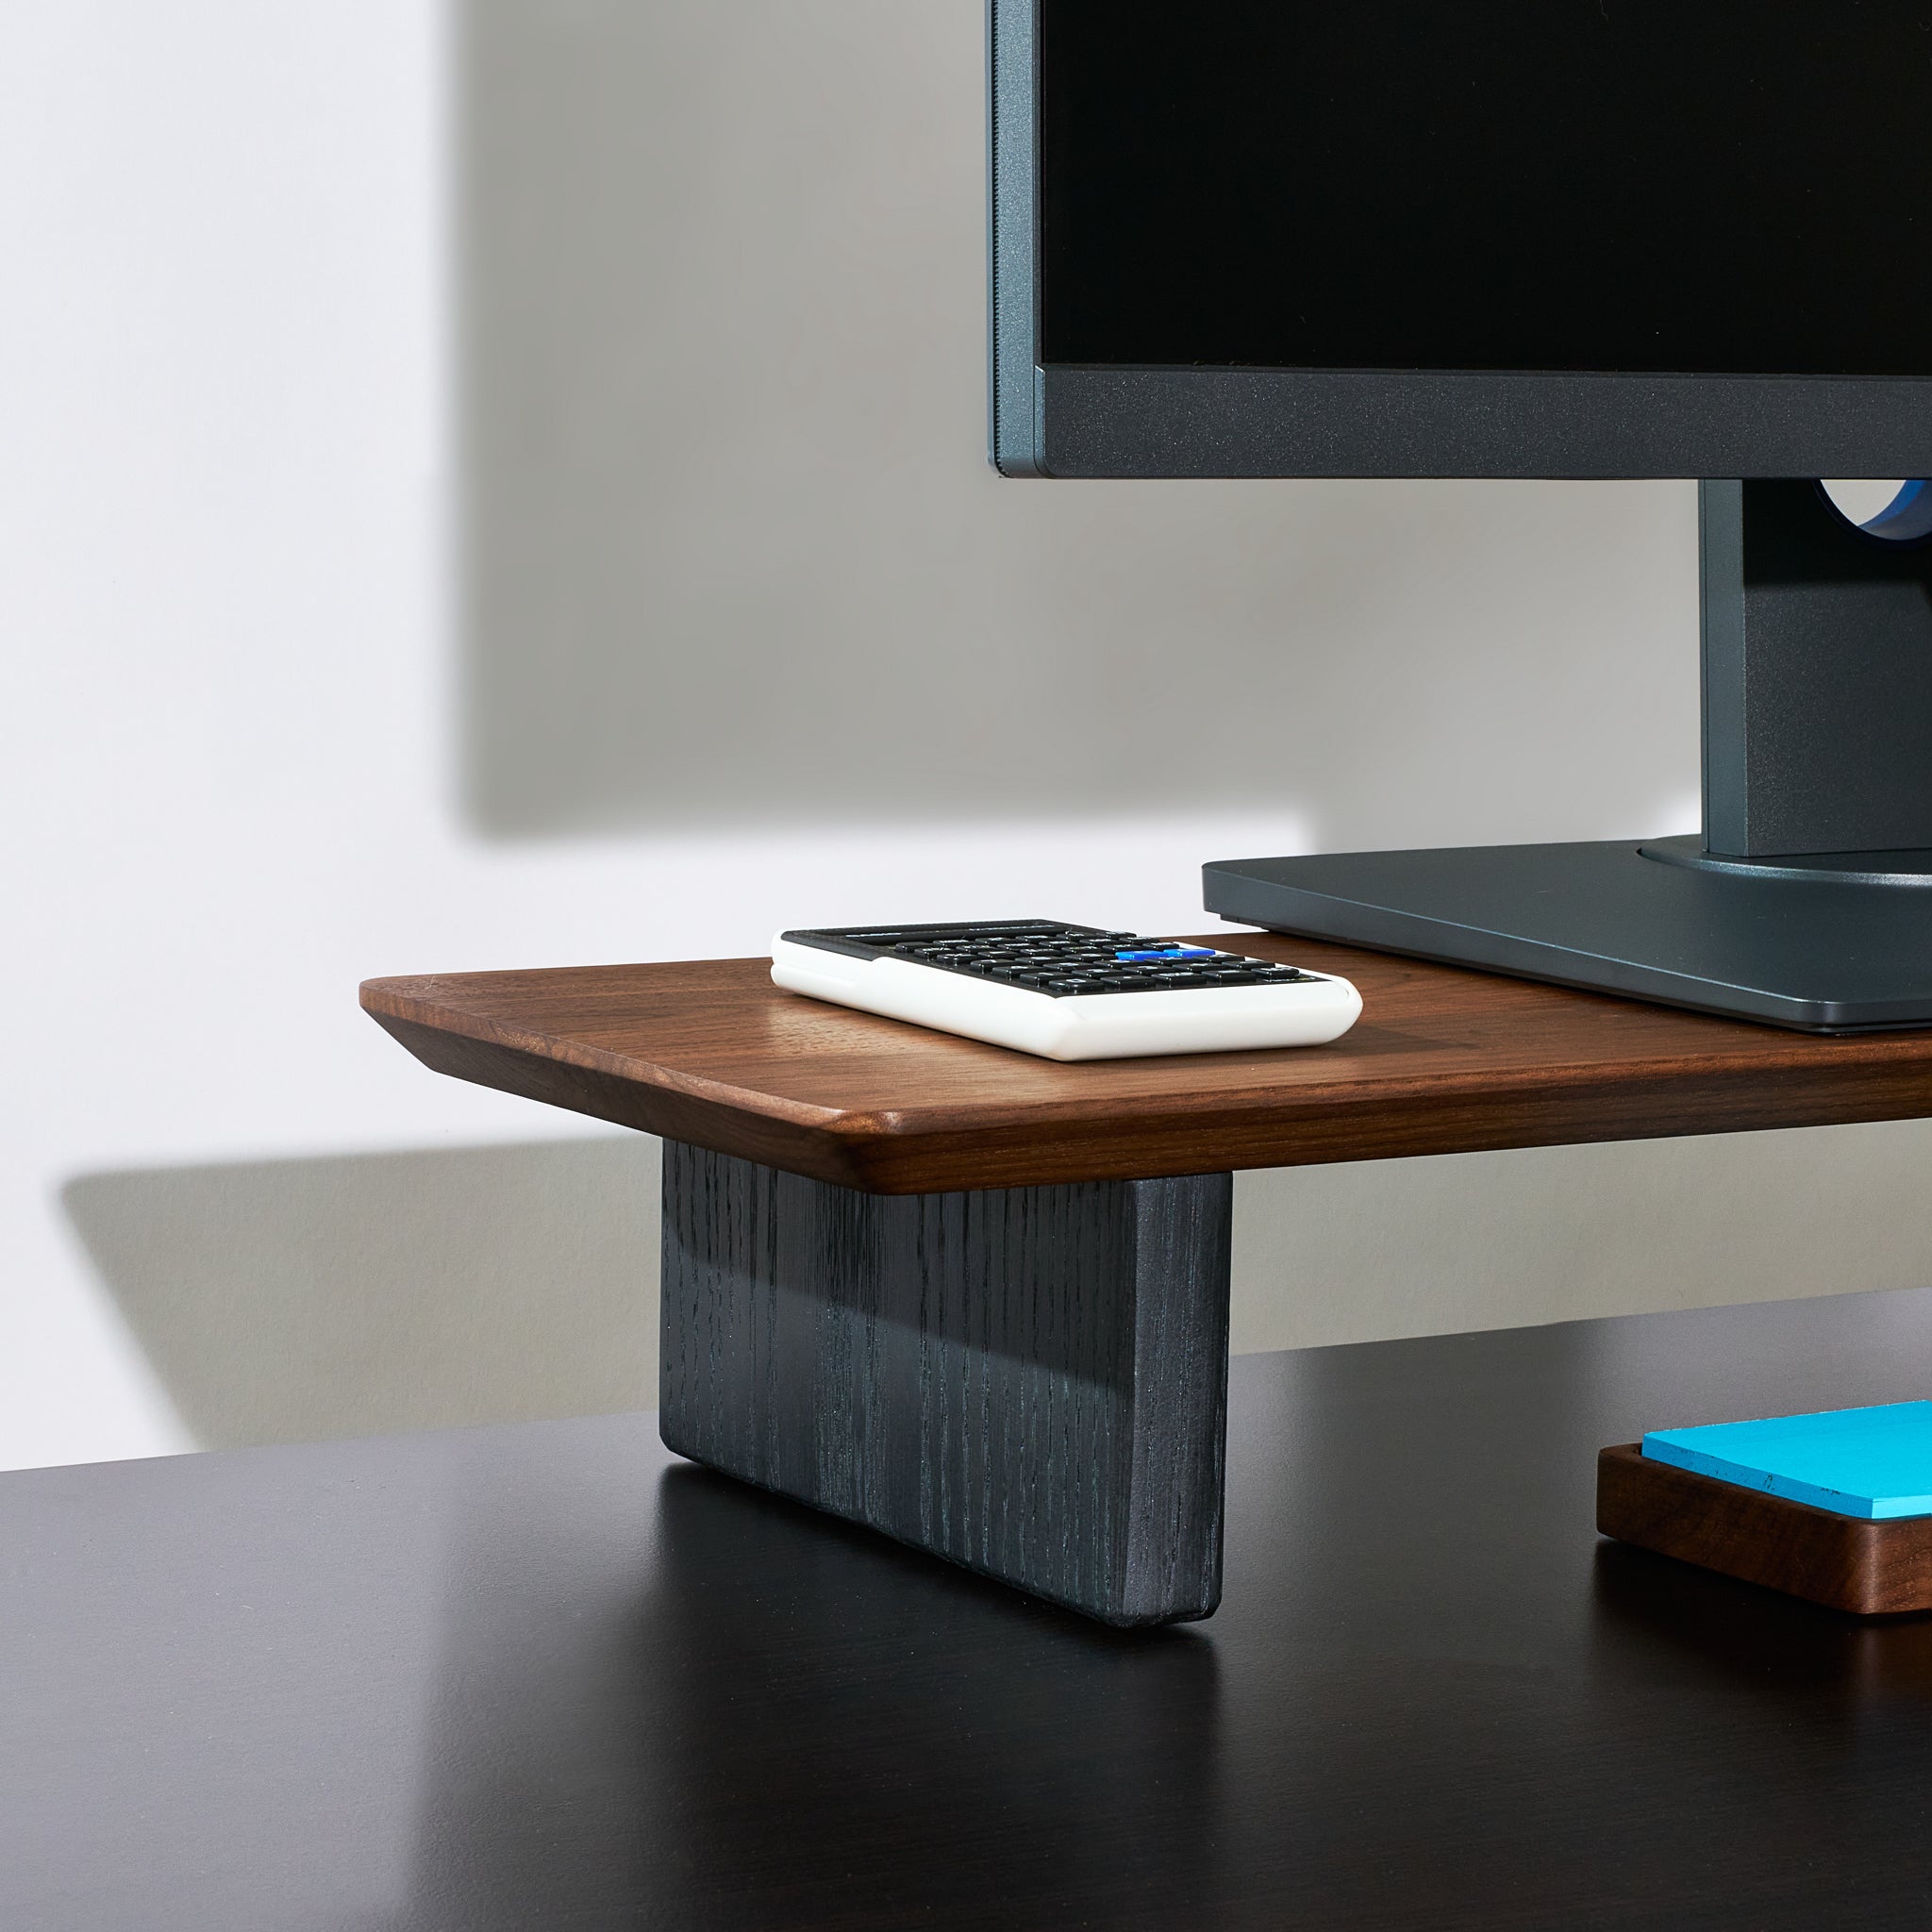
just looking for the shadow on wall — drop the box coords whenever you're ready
[458,0,1698,846]
[59,1117,1932,1457]
[383,1445,1223,1929]
[61,1138,660,1452]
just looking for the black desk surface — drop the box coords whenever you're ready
[9,1286,1932,1931]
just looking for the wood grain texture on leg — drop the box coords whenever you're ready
[659,1141,1232,1625]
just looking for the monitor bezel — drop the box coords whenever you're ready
[988,0,1932,482]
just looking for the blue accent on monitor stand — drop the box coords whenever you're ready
[1862,478,1932,544]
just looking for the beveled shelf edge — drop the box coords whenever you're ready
[360,959,1932,1196]
[360,991,892,1192]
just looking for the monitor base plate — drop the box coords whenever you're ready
[1203,840,1932,1034]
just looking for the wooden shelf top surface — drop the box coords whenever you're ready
[360,934,1932,1192]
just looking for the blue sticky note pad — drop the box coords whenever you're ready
[1643,1401,1932,1520]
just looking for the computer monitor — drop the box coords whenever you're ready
[989,0,1932,1032]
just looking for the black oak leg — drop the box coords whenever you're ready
[658,1142,1232,1626]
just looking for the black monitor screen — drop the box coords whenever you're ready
[1039,1,1932,376]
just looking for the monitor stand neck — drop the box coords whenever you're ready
[1641,480,1932,886]
[1204,475,1932,1028]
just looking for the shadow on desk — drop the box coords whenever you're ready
[19,1300,1932,1927]
[1593,1536,1932,1703]
[382,1310,1932,1931]
[390,1446,1222,1931]
[61,1137,658,1450]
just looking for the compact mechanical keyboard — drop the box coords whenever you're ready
[770,920,1361,1061]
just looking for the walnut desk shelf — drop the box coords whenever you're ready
[360,937,1932,1627]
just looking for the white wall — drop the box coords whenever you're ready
[3,1,1927,1473]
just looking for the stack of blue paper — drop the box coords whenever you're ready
[1643,1400,1932,1520]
